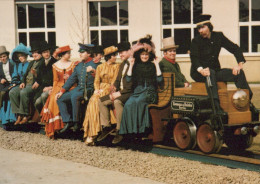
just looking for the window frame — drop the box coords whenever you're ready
[15,1,56,46]
[239,0,260,56]
[161,0,200,57]
[88,0,129,46]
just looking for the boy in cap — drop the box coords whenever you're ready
[56,43,99,133]
[190,14,252,113]
[97,41,132,144]
[159,37,189,88]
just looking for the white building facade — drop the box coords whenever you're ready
[1,0,260,81]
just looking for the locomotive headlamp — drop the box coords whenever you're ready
[232,90,249,110]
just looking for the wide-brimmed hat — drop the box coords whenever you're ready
[103,46,118,56]
[11,43,31,63]
[117,42,131,52]
[160,37,179,51]
[194,14,212,26]
[56,45,72,55]
[93,45,104,55]
[39,40,51,53]
[30,41,43,53]
[78,43,94,53]
[0,46,10,56]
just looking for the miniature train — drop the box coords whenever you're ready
[148,73,260,153]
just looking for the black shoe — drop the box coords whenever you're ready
[112,130,123,144]
[97,126,115,142]
[73,122,80,132]
[59,122,74,133]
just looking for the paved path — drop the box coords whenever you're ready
[0,148,163,184]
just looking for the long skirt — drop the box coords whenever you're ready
[119,85,157,135]
[0,100,16,125]
[41,92,64,138]
[83,83,116,139]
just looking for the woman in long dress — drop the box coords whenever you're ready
[1,43,30,128]
[41,46,75,139]
[83,46,119,145]
[119,35,163,135]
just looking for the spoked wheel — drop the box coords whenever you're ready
[196,124,223,154]
[173,120,196,150]
[225,134,253,151]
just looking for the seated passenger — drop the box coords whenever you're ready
[9,41,44,125]
[83,45,120,145]
[97,42,132,144]
[119,35,163,136]
[34,41,58,114]
[1,43,30,127]
[0,46,14,109]
[159,37,189,88]
[190,14,252,113]
[41,46,75,139]
[56,43,97,133]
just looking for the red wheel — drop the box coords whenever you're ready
[173,121,196,150]
[197,124,223,153]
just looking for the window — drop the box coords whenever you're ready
[161,0,202,55]
[89,0,129,48]
[16,0,56,48]
[239,0,260,54]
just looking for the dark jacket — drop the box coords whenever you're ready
[21,57,44,102]
[113,60,132,103]
[0,61,14,91]
[190,31,245,77]
[37,56,57,87]
[21,57,44,85]
[159,57,188,88]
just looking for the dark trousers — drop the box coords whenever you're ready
[9,85,35,115]
[57,88,84,123]
[191,68,253,102]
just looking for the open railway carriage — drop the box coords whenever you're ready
[149,72,260,154]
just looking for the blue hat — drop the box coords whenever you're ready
[11,43,31,63]
[78,43,95,53]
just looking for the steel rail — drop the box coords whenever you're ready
[151,144,260,172]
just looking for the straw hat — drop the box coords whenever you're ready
[103,46,118,56]
[160,37,179,51]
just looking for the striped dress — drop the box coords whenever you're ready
[83,62,119,139]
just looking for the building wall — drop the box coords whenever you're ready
[0,0,259,82]
[128,0,161,55]
[0,0,16,54]
[56,0,88,57]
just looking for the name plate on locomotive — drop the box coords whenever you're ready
[171,100,194,112]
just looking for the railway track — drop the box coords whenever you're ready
[150,144,260,172]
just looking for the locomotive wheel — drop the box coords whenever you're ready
[173,121,196,150]
[196,124,223,154]
[225,134,253,151]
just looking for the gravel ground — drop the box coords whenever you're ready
[0,129,259,184]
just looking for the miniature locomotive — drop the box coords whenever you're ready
[148,73,260,153]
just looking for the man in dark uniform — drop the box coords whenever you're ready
[34,41,57,114]
[159,37,189,88]
[56,43,99,133]
[190,14,252,113]
[97,42,132,144]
